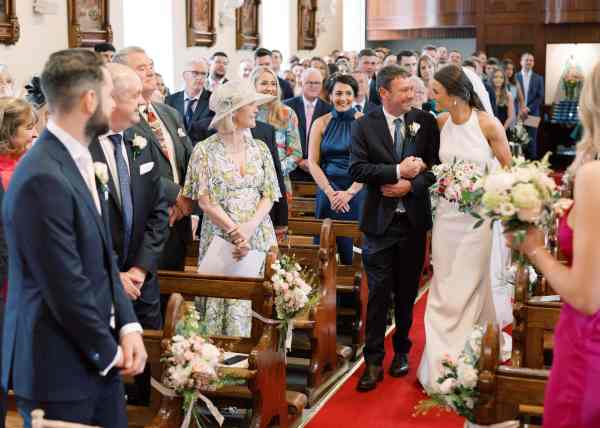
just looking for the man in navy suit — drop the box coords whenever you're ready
[351,70,378,114]
[516,52,544,159]
[2,49,146,428]
[284,68,332,182]
[254,48,295,101]
[358,49,381,106]
[165,59,213,133]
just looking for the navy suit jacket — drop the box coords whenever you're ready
[517,71,544,116]
[89,137,169,311]
[284,96,332,181]
[349,107,440,239]
[2,130,137,401]
[279,76,295,101]
[165,89,213,131]
[368,78,381,106]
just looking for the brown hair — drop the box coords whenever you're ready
[433,64,484,110]
[0,97,35,156]
[491,67,509,106]
[417,54,435,81]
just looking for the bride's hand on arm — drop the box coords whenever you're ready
[480,112,512,167]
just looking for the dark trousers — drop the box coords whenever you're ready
[17,372,127,428]
[159,222,188,271]
[525,126,538,160]
[0,300,5,428]
[362,214,426,366]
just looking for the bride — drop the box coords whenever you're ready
[417,65,511,389]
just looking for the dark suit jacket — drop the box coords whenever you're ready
[349,107,440,238]
[125,102,194,269]
[279,76,295,101]
[516,71,544,116]
[2,130,137,401]
[284,96,332,181]
[165,89,213,131]
[189,118,288,228]
[369,77,381,106]
[89,136,169,307]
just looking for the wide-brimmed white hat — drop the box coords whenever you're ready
[208,80,275,129]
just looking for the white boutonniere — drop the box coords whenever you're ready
[131,134,147,159]
[408,122,421,138]
[94,162,109,199]
[177,128,187,138]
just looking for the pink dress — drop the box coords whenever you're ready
[543,207,600,427]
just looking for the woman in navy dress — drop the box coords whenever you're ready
[308,73,365,265]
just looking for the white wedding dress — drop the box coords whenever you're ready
[417,111,499,389]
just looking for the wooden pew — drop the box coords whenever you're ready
[292,181,317,198]
[277,219,351,406]
[155,258,307,427]
[475,323,548,425]
[286,217,367,360]
[512,265,561,370]
[289,196,316,218]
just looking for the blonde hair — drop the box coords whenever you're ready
[249,66,288,129]
[568,61,600,178]
[0,97,34,156]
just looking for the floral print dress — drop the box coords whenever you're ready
[182,133,281,337]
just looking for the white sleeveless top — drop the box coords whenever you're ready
[439,110,496,171]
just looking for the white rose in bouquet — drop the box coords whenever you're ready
[484,172,514,194]
[439,377,458,394]
[457,362,478,389]
[512,183,541,209]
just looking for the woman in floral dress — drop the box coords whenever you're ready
[182,80,281,337]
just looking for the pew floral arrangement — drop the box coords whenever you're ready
[270,254,319,351]
[415,325,484,421]
[430,159,485,213]
[468,154,572,264]
[507,121,530,151]
[161,305,242,427]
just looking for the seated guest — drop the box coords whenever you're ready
[207,51,229,92]
[351,70,378,114]
[508,60,600,428]
[165,59,213,132]
[89,64,169,404]
[310,57,331,102]
[308,74,365,265]
[187,113,289,241]
[182,80,281,337]
[254,48,294,100]
[94,42,116,63]
[3,48,145,428]
[490,66,515,130]
[0,97,37,427]
[239,58,254,79]
[285,68,332,182]
[251,66,302,198]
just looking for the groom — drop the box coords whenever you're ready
[349,65,440,391]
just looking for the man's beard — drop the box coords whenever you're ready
[212,69,225,80]
[84,100,110,141]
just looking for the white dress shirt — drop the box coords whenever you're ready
[521,69,532,105]
[99,131,130,204]
[47,121,142,376]
[381,108,407,212]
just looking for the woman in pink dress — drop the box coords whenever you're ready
[509,61,600,427]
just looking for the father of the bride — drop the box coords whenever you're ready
[349,65,439,391]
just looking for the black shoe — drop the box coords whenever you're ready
[389,353,409,377]
[357,364,383,391]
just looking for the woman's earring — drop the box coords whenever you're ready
[453,98,458,107]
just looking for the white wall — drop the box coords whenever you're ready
[0,0,124,89]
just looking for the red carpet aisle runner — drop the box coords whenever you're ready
[306,293,465,428]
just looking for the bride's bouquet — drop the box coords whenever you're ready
[414,325,484,421]
[431,159,485,213]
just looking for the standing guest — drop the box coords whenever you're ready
[502,58,526,121]
[308,74,365,265]
[417,54,435,89]
[485,57,500,81]
[0,97,37,428]
[357,49,380,105]
[272,49,283,75]
[182,80,281,337]
[437,46,449,65]
[397,50,418,77]
[114,46,194,271]
[508,60,600,428]
[516,52,544,159]
[336,57,353,74]
[422,45,438,64]
[207,52,229,92]
[0,67,14,97]
[351,70,378,114]
[94,42,116,64]
[251,66,302,197]
[473,50,488,73]
[350,65,439,391]
[165,59,213,133]
[288,55,300,68]
[310,57,331,102]
[491,67,515,130]
[89,64,169,405]
[153,73,170,101]
[2,49,146,428]
[448,50,463,66]
[282,70,299,96]
[383,54,397,66]
[292,63,306,91]
[285,68,332,182]
[255,48,295,100]
[239,58,254,79]
[301,58,311,69]
[409,76,429,111]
